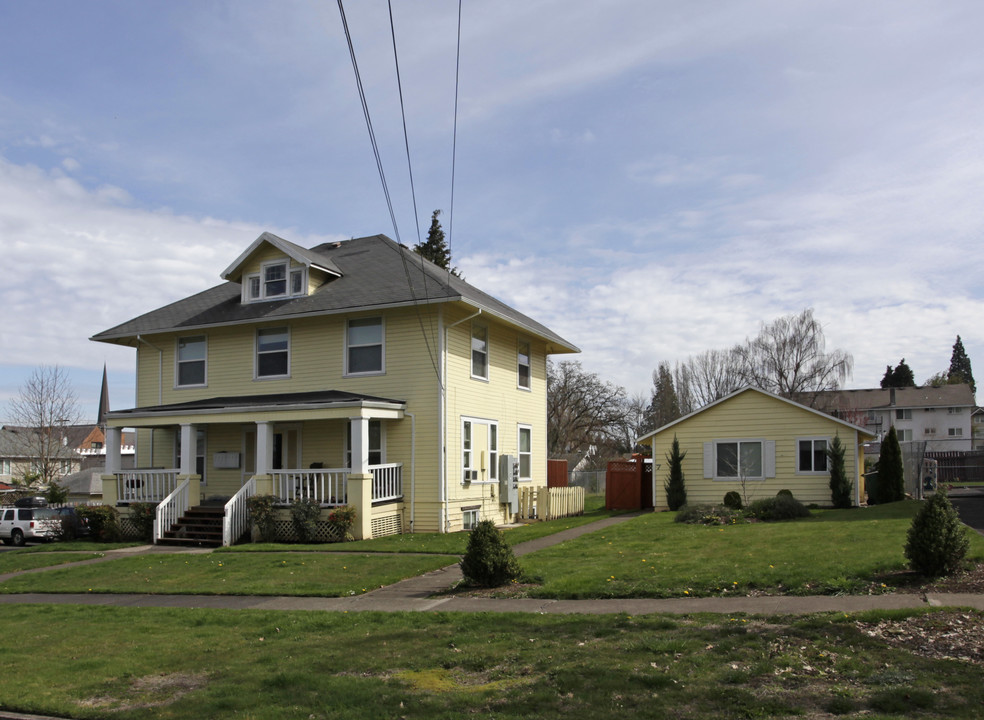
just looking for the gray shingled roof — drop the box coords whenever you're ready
[813,384,976,410]
[92,234,578,353]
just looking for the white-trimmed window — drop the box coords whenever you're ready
[705,440,773,480]
[489,423,498,481]
[896,408,912,420]
[949,427,964,437]
[264,262,287,297]
[256,327,289,378]
[461,418,498,483]
[471,324,488,380]
[517,341,531,390]
[797,438,828,474]
[0,459,10,475]
[948,407,962,415]
[245,275,261,301]
[243,260,307,303]
[462,506,480,531]
[291,268,304,295]
[176,335,207,387]
[462,420,474,482]
[346,420,383,466]
[897,429,913,442]
[346,317,384,375]
[518,425,532,480]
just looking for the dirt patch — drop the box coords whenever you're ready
[79,671,208,710]
[856,611,984,665]
[874,561,984,595]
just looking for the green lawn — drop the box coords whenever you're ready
[518,501,984,599]
[0,604,981,719]
[0,552,456,596]
[0,551,107,574]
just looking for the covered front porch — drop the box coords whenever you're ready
[101,390,408,545]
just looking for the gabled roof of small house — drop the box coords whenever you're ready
[811,384,975,412]
[634,386,876,445]
[91,233,579,354]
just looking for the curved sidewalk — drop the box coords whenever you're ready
[2,511,983,615]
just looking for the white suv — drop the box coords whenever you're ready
[0,506,57,546]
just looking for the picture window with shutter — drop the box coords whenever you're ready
[705,439,772,481]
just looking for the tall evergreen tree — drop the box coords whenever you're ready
[827,434,853,508]
[947,335,975,393]
[877,426,906,504]
[663,434,687,511]
[881,359,915,388]
[647,361,681,430]
[413,209,459,276]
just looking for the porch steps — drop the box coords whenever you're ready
[158,505,225,547]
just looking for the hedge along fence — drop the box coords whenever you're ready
[517,486,585,521]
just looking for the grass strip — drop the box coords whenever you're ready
[0,552,456,597]
[0,604,981,719]
[0,551,106,574]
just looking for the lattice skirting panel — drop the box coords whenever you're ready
[118,517,144,540]
[371,513,402,538]
[270,520,345,543]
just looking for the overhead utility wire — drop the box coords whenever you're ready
[446,0,463,281]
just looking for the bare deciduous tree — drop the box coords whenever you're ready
[547,360,627,456]
[736,308,852,404]
[682,347,744,408]
[5,365,83,486]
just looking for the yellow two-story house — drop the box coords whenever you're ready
[92,232,578,544]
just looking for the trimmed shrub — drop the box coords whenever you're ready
[904,491,970,577]
[748,495,811,522]
[128,502,157,542]
[290,498,322,543]
[877,427,905,503]
[723,491,742,510]
[75,505,122,542]
[776,489,793,498]
[827,434,853,509]
[459,520,521,587]
[675,504,743,526]
[663,435,687,511]
[327,505,357,541]
[246,494,279,543]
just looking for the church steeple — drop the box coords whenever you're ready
[97,364,110,427]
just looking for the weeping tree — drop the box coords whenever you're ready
[663,435,687,510]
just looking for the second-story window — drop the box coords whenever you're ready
[256,327,289,378]
[264,263,287,297]
[471,324,488,380]
[176,336,206,387]
[346,318,384,375]
[517,341,531,389]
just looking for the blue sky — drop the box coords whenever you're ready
[1,0,982,421]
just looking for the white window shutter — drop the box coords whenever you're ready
[703,442,713,478]
[765,440,776,478]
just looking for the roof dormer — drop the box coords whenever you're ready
[221,232,343,304]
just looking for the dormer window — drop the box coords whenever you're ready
[243,259,307,303]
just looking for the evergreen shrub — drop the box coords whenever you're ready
[128,502,157,542]
[664,435,687,511]
[904,491,970,577]
[459,520,521,587]
[290,498,321,543]
[748,495,811,522]
[75,505,122,542]
[246,494,279,543]
[723,491,743,510]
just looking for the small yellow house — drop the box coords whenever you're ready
[635,387,875,509]
[91,232,578,544]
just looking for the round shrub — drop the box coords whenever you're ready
[290,498,321,543]
[246,494,279,543]
[904,491,970,577]
[723,491,743,510]
[327,505,357,541]
[459,520,521,587]
[748,495,811,522]
[776,489,793,498]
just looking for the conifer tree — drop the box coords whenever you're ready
[905,490,969,577]
[663,434,687,511]
[827,434,853,508]
[413,209,459,276]
[947,335,975,393]
[647,361,681,430]
[881,359,915,388]
[877,426,905,503]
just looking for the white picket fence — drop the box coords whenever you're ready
[517,486,585,521]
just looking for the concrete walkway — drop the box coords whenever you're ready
[2,511,984,615]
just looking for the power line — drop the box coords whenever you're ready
[447,0,463,279]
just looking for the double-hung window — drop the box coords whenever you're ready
[346,318,384,375]
[256,327,289,378]
[471,324,488,380]
[176,335,207,387]
[264,262,287,298]
[462,421,473,482]
[518,425,532,480]
[517,341,531,390]
[715,440,763,479]
[243,259,307,303]
[896,409,912,420]
[797,438,828,473]
[949,427,964,437]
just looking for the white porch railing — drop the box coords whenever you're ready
[274,469,349,506]
[116,469,179,503]
[371,463,402,502]
[154,477,191,543]
[223,477,256,547]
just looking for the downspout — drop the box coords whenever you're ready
[441,308,482,533]
[407,411,416,533]
[137,335,164,467]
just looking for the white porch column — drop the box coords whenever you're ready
[348,415,372,540]
[255,421,273,476]
[105,426,122,475]
[350,416,370,474]
[179,424,196,477]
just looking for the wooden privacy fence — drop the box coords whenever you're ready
[517,486,585,521]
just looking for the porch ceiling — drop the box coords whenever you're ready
[105,390,405,427]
